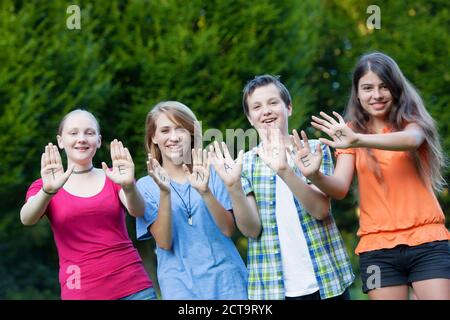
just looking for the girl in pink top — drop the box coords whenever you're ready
[20,109,154,300]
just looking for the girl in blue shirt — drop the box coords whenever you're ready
[136,101,248,299]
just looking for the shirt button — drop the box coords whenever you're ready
[270,176,275,181]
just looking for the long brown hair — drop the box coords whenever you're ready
[345,52,446,192]
[145,101,202,168]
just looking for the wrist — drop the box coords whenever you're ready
[306,170,322,182]
[198,187,212,197]
[42,186,58,196]
[277,166,294,179]
[121,182,136,192]
[353,133,363,147]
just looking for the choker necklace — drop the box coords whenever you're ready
[170,182,193,226]
[73,166,94,174]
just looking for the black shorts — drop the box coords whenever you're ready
[359,240,450,294]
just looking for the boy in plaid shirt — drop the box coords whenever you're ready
[209,75,354,300]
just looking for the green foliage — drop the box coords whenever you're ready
[1,0,448,299]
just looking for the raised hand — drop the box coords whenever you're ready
[311,111,359,149]
[41,143,74,193]
[184,148,210,195]
[146,153,170,192]
[101,139,135,187]
[209,141,244,188]
[290,129,322,179]
[256,128,288,173]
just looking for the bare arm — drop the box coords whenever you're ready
[209,142,261,239]
[118,183,146,217]
[278,167,331,220]
[308,153,355,200]
[20,143,73,225]
[20,192,53,225]
[312,112,425,151]
[227,183,261,239]
[144,154,173,250]
[149,189,172,250]
[354,123,425,151]
[200,189,236,237]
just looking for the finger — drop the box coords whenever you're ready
[311,121,333,136]
[146,160,153,175]
[117,140,126,160]
[257,128,268,145]
[147,153,154,171]
[151,158,161,170]
[315,142,323,156]
[62,164,75,181]
[319,111,339,125]
[221,142,233,161]
[41,153,46,169]
[197,148,203,166]
[48,143,56,164]
[213,141,224,160]
[202,149,208,168]
[44,146,51,166]
[110,140,118,161]
[292,129,303,150]
[190,148,197,166]
[318,138,335,148]
[311,116,331,129]
[124,147,133,163]
[182,164,191,177]
[300,130,311,152]
[332,111,346,124]
[236,150,244,167]
[53,145,63,165]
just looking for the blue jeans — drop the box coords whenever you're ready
[120,287,158,300]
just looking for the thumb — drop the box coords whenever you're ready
[102,162,112,178]
[182,164,191,177]
[316,142,323,155]
[62,164,75,182]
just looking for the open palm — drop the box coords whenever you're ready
[41,143,73,193]
[256,128,288,173]
[291,129,322,178]
[311,111,358,149]
[102,139,135,187]
[209,141,243,188]
[146,153,170,192]
[184,148,210,195]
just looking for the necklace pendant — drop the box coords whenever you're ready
[188,217,193,226]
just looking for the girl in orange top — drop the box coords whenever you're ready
[299,52,449,300]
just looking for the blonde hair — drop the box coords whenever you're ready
[58,109,100,135]
[145,101,202,168]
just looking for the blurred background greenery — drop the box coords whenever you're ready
[0,0,448,300]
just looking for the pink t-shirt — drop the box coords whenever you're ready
[26,177,152,300]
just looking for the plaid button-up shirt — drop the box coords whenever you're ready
[241,140,354,300]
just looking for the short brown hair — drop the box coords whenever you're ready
[242,74,292,116]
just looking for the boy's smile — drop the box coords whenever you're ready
[246,83,292,133]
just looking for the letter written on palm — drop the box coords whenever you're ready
[256,128,288,173]
[311,111,358,149]
[41,143,74,193]
[290,129,322,179]
[209,141,244,188]
[102,139,135,187]
[183,148,210,194]
[146,153,170,192]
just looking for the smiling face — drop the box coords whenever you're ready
[57,111,101,166]
[246,83,292,133]
[152,113,192,165]
[357,71,393,121]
